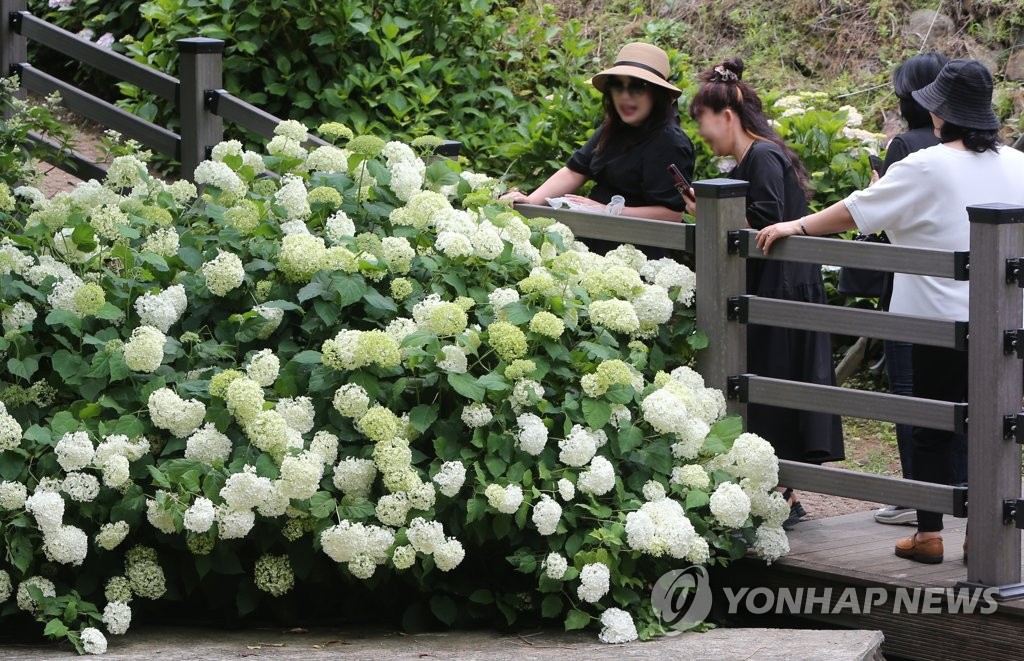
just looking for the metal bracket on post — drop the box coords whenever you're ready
[726,229,743,255]
[1002,499,1024,528]
[1003,413,1024,443]
[1003,329,1024,358]
[953,251,970,280]
[8,10,22,32]
[726,296,748,323]
[1006,258,1024,286]
[726,374,749,402]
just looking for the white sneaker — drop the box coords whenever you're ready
[874,505,917,525]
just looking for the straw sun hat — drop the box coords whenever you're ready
[590,42,682,99]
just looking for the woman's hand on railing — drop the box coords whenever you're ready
[755,219,802,254]
[499,188,533,205]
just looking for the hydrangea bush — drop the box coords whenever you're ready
[0,120,787,653]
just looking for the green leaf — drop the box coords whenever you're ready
[363,288,397,313]
[8,531,34,573]
[309,491,337,518]
[425,160,461,186]
[45,309,82,333]
[476,372,509,391]
[95,302,124,320]
[51,411,80,437]
[430,594,458,626]
[408,405,438,433]
[466,497,486,524]
[685,489,710,509]
[468,589,494,605]
[297,279,324,303]
[582,398,611,430]
[447,373,484,401]
[484,455,506,478]
[43,619,68,638]
[500,302,534,325]
[290,350,323,364]
[7,355,39,380]
[564,609,590,631]
[541,594,563,618]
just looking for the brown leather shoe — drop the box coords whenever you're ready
[895,533,944,564]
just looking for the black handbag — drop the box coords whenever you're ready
[837,233,889,298]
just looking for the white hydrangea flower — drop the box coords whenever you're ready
[16,576,55,611]
[435,231,474,259]
[460,403,493,428]
[484,483,524,514]
[510,378,544,410]
[332,457,377,498]
[220,465,273,511]
[599,608,638,644]
[432,461,466,498]
[148,388,206,438]
[557,478,575,501]
[25,489,64,533]
[641,388,687,435]
[245,349,280,387]
[324,210,356,244]
[671,464,710,490]
[123,325,166,373]
[133,284,187,333]
[577,562,610,603]
[61,472,100,502]
[194,160,246,197]
[434,537,465,572]
[279,451,324,500]
[215,505,256,539]
[95,521,130,550]
[184,424,232,465]
[320,521,395,578]
[753,525,790,563]
[0,569,10,604]
[544,552,568,580]
[642,480,666,502]
[55,431,95,472]
[531,495,562,535]
[333,384,370,419]
[724,432,779,489]
[437,345,467,373]
[274,174,311,220]
[42,524,88,565]
[709,482,752,528]
[516,413,548,456]
[487,287,519,310]
[375,493,411,527]
[306,145,349,174]
[201,250,245,296]
[407,517,446,554]
[309,431,339,465]
[2,300,37,330]
[99,455,131,488]
[279,219,310,235]
[102,601,132,635]
[80,626,108,654]
[146,498,176,534]
[577,455,616,496]
[0,480,28,510]
[183,497,216,533]
[558,425,597,467]
[392,545,416,570]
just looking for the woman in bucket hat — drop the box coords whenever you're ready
[503,43,696,235]
[756,59,1024,563]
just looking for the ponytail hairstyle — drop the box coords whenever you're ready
[689,57,812,200]
[595,83,678,155]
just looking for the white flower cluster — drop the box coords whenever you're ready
[577,456,616,496]
[201,250,245,296]
[185,423,232,465]
[432,461,466,498]
[320,520,396,579]
[460,403,493,428]
[626,497,706,561]
[134,284,187,332]
[709,482,752,528]
[599,608,638,644]
[577,562,610,603]
[246,349,280,387]
[274,174,312,220]
[484,483,524,514]
[0,480,28,510]
[558,424,598,467]
[720,432,779,489]
[2,300,37,330]
[543,552,568,580]
[148,388,206,437]
[332,457,377,497]
[406,517,465,571]
[122,325,166,372]
[531,495,561,535]
[516,413,548,455]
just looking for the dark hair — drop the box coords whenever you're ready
[688,57,812,200]
[893,52,948,130]
[938,122,1000,153]
[595,79,678,155]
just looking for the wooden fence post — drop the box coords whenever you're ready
[965,203,1024,593]
[693,178,749,416]
[1,0,28,115]
[177,38,223,181]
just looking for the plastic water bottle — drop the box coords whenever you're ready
[606,195,625,216]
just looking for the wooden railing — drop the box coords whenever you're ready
[0,1,459,180]
[522,183,1024,598]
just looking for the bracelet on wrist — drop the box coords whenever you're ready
[799,219,808,235]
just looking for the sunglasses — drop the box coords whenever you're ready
[606,79,652,95]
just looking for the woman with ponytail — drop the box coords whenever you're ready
[688,57,844,528]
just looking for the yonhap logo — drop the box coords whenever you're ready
[651,566,713,630]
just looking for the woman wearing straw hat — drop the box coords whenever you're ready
[757,59,1024,563]
[502,43,695,233]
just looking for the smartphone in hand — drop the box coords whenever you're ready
[868,154,884,175]
[667,164,694,200]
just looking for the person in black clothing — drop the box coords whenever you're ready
[502,42,696,237]
[686,57,844,527]
[871,52,954,527]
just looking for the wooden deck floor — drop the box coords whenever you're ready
[713,512,1024,660]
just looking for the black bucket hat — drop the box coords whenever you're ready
[911,59,1000,130]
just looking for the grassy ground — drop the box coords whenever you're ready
[836,417,902,477]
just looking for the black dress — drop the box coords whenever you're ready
[566,121,695,257]
[732,140,845,463]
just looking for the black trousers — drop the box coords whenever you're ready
[911,344,968,532]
